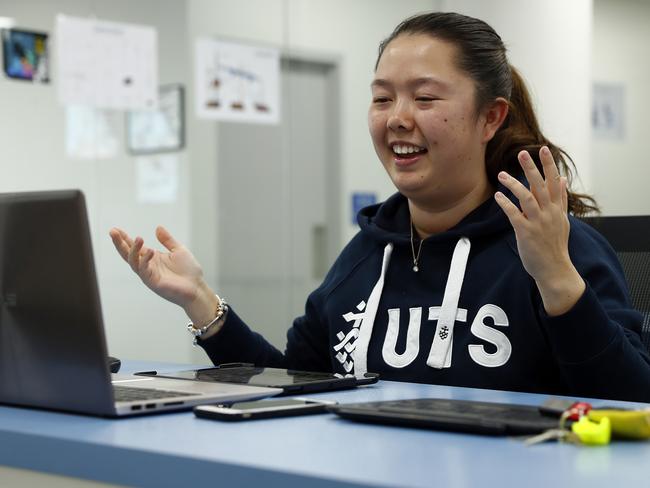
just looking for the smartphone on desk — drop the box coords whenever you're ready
[194,398,337,421]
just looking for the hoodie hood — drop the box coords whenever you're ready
[357,185,513,245]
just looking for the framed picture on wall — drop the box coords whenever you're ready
[1,28,50,82]
[127,84,185,154]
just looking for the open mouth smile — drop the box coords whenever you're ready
[390,143,427,165]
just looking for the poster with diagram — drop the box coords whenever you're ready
[195,38,280,124]
[55,14,157,110]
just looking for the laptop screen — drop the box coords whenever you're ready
[0,190,115,415]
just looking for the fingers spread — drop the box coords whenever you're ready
[518,150,549,208]
[539,146,562,203]
[497,170,540,219]
[111,228,158,278]
[112,227,134,247]
[156,225,181,252]
[127,236,145,272]
[142,247,155,269]
[494,191,526,228]
[109,228,131,262]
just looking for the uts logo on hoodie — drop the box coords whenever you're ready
[329,190,528,381]
[336,241,512,376]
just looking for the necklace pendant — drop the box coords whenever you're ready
[410,218,423,274]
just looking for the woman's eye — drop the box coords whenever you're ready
[372,97,390,104]
[416,97,436,102]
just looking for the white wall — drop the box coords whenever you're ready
[591,0,650,215]
[441,0,594,193]
[0,0,196,363]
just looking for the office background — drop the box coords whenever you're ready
[0,0,647,365]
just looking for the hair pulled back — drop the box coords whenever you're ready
[376,12,597,216]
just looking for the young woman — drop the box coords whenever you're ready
[110,12,650,402]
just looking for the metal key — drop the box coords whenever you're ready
[524,428,579,446]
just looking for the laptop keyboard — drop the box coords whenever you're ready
[331,398,559,436]
[113,385,198,402]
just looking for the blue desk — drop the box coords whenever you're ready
[1,361,648,488]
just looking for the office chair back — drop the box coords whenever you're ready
[580,215,650,353]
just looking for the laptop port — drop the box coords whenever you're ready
[145,403,156,409]
[163,401,183,407]
[131,405,142,411]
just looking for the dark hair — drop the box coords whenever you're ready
[376,12,598,216]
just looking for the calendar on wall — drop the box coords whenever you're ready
[56,14,158,110]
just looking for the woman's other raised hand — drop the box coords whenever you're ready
[494,146,585,316]
[109,226,219,325]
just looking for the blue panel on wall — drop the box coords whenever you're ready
[351,192,377,225]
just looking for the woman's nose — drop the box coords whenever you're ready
[387,102,414,131]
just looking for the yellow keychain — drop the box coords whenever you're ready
[571,416,611,445]
[588,409,650,440]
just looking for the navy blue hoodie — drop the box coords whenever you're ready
[201,191,650,402]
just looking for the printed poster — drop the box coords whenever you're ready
[195,38,280,124]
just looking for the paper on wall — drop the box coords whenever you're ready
[195,38,280,124]
[592,83,625,140]
[56,14,157,110]
[65,105,120,159]
[136,154,179,204]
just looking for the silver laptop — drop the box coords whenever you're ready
[0,190,281,417]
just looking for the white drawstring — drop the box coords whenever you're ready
[426,237,471,368]
[352,243,393,376]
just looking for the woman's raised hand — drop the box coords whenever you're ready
[109,226,217,322]
[494,146,585,316]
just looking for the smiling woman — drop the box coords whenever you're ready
[110,11,650,402]
[369,34,497,230]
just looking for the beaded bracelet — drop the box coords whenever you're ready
[187,296,228,346]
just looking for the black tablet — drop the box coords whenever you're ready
[136,363,379,395]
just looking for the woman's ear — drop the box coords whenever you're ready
[481,97,509,143]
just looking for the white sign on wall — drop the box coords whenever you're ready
[592,83,625,140]
[56,14,158,110]
[136,154,179,204]
[195,38,280,124]
[65,105,120,159]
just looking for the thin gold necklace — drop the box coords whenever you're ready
[410,218,424,272]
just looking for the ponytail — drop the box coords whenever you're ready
[486,67,598,216]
